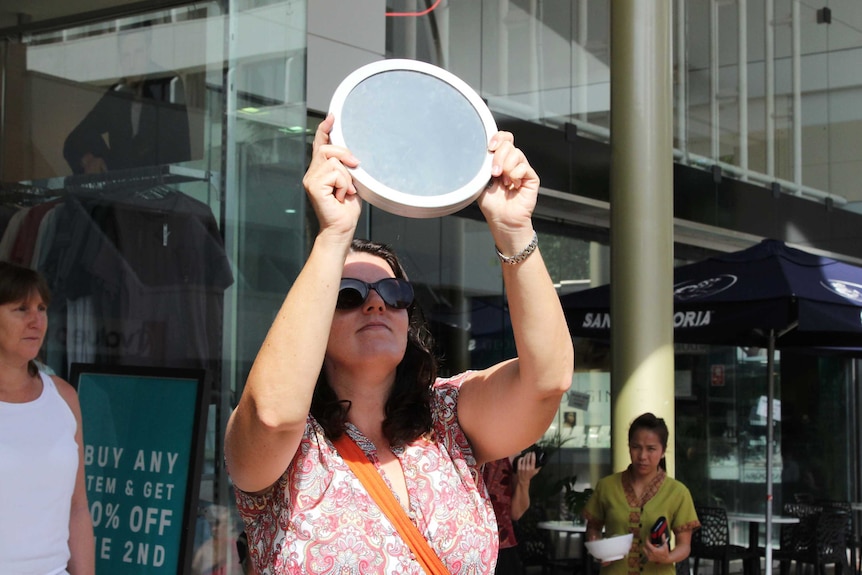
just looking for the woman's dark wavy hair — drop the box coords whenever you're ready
[310,238,439,446]
[0,261,51,377]
[628,412,669,471]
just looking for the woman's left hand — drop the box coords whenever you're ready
[643,536,672,564]
[477,131,539,234]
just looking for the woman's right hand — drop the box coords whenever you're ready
[302,114,363,238]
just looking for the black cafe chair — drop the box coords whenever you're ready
[690,506,760,575]
[818,510,854,575]
[677,556,692,575]
[816,500,857,575]
[771,503,822,575]
[771,504,850,575]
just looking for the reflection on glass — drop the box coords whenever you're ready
[340,70,488,198]
[62,23,191,175]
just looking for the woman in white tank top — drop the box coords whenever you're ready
[0,261,94,575]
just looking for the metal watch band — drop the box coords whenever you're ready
[495,231,539,265]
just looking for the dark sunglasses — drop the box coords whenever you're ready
[336,278,414,310]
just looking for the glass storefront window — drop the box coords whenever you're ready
[569,341,856,547]
[0,3,307,573]
[675,346,782,513]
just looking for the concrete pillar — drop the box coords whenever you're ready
[609,1,676,475]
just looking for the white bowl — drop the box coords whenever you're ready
[584,533,634,562]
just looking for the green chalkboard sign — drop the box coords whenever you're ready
[71,364,208,575]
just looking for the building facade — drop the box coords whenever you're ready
[1,1,860,572]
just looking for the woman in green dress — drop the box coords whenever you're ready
[584,413,700,575]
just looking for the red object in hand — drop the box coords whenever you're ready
[650,516,668,546]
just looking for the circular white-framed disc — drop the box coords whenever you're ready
[329,59,498,218]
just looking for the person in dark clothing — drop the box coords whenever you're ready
[484,450,541,575]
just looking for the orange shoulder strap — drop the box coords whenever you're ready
[332,434,450,575]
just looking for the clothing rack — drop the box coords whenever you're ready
[9,163,213,195]
[0,182,59,206]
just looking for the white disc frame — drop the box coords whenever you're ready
[329,59,498,218]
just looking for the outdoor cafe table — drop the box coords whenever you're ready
[537,520,590,575]
[725,512,801,550]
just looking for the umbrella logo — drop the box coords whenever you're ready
[820,279,862,303]
[673,274,737,301]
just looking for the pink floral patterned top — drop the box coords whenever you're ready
[233,372,499,575]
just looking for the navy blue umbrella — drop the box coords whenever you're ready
[560,239,862,572]
[563,239,862,348]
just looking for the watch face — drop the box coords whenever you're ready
[329,59,497,218]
